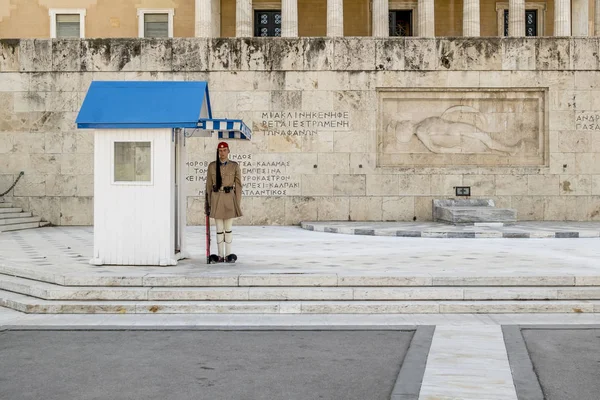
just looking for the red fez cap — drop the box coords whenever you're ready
[217,142,229,149]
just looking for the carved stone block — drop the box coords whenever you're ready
[375,39,405,71]
[45,174,77,196]
[29,196,60,225]
[536,38,571,70]
[52,39,80,72]
[76,174,94,197]
[140,39,172,72]
[80,39,111,71]
[316,197,349,220]
[209,39,241,71]
[437,38,502,71]
[511,196,543,220]
[571,38,600,71]
[251,197,285,225]
[333,174,365,195]
[350,197,382,220]
[19,39,51,72]
[502,38,536,71]
[382,196,415,221]
[12,174,46,197]
[239,38,270,71]
[270,38,304,71]
[0,39,20,72]
[109,39,142,71]
[284,196,317,224]
[60,196,92,225]
[334,38,375,71]
[172,38,209,72]
[404,38,436,70]
[303,38,333,71]
[302,174,332,196]
[378,88,547,167]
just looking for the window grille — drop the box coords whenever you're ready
[254,10,281,37]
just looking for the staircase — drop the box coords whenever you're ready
[1,270,599,314]
[433,199,517,225]
[0,201,49,233]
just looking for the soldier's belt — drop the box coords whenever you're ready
[213,186,234,193]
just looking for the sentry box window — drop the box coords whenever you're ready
[114,141,152,182]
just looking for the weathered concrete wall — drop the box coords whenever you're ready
[2,37,600,225]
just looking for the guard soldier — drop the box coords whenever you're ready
[205,142,243,263]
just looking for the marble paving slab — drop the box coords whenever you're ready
[419,325,518,400]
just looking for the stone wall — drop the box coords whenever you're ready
[2,37,600,225]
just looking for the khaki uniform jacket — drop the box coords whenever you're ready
[205,160,243,219]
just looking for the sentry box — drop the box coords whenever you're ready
[76,81,251,266]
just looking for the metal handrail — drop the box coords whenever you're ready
[0,171,24,197]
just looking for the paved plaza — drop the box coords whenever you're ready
[1,223,600,399]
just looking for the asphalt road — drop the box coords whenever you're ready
[0,330,413,400]
[522,328,600,400]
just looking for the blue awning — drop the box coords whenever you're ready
[76,81,251,139]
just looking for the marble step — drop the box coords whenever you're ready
[0,211,33,221]
[1,289,599,314]
[0,202,14,208]
[433,199,517,224]
[0,221,46,233]
[0,215,39,225]
[0,208,23,215]
[1,268,599,288]
[435,207,517,224]
[2,275,600,301]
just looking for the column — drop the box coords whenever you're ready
[281,0,298,37]
[195,0,212,37]
[572,0,589,36]
[554,0,571,35]
[463,0,480,36]
[327,0,344,37]
[372,0,389,37]
[508,0,525,36]
[236,0,252,37]
[212,0,221,37]
[596,0,600,35]
[418,0,435,37]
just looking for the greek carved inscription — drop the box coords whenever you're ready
[575,112,600,131]
[260,111,350,136]
[186,154,300,197]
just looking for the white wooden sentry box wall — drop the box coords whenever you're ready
[92,128,187,266]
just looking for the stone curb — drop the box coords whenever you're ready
[390,325,435,400]
[301,222,600,239]
[0,325,418,331]
[502,325,545,400]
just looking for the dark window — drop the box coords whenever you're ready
[525,10,537,36]
[389,10,412,36]
[503,9,538,36]
[254,10,281,37]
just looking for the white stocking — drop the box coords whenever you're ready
[224,218,233,256]
[215,219,225,257]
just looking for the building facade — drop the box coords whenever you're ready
[2,1,600,226]
[1,0,598,38]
